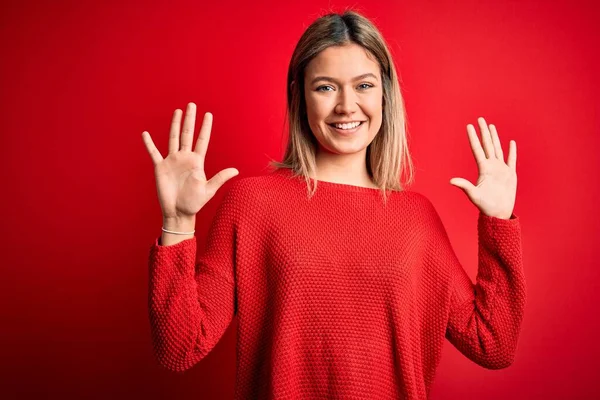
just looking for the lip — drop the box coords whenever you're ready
[328,121,365,134]
[329,120,365,124]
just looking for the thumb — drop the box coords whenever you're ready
[449,177,475,196]
[207,168,239,195]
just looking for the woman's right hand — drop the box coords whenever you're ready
[142,102,239,220]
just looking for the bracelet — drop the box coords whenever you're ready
[162,227,195,235]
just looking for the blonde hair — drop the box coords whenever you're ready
[269,10,415,203]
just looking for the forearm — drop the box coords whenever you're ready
[446,213,526,369]
[148,236,235,372]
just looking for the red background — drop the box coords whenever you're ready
[1,0,598,398]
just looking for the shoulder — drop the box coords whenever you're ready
[397,189,437,214]
[213,169,291,227]
[220,169,288,207]
[226,169,282,195]
[395,189,446,231]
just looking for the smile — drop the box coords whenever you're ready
[328,121,365,134]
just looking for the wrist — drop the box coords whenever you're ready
[160,217,195,246]
[162,216,196,232]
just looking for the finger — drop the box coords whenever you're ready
[142,131,164,166]
[180,102,197,152]
[489,124,504,161]
[450,177,470,188]
[467,124,486,165]
[168,109,182,155]
[478,117,494,158]
[194,112,213,166]
[507,140,517,170]
[206,167,239,197]
[449,177,476,198]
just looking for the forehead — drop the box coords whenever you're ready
[305,43,380,80]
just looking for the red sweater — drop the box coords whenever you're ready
[148,167,526,399]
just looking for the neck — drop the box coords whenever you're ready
[313,148,376,188]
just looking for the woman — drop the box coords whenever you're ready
[142,10,525,400]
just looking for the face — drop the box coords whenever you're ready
[303,43,384,157]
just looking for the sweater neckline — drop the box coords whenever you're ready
[274,168,383,193]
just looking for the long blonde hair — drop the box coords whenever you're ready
[269,10,415,203]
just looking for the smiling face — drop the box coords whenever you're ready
[303,43,384,158]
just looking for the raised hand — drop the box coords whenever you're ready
[449,117,517,220]
[142,102,239,221]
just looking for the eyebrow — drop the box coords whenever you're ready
[310,73,378,85]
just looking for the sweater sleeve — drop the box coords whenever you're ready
[424,201,526,370]
[147,187,238,372]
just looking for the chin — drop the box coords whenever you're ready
[321,141,369,155]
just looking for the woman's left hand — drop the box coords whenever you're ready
[449,117,517,220]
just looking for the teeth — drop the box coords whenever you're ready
[333,121,361,130]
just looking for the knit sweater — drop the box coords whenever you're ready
[148,167,526,399]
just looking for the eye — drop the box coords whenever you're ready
[316,83,374,92]
[316,85,333,92]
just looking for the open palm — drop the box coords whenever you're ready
[450,117,517,220]
[142,103,239,220]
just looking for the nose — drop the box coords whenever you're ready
[334,87,359,115]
